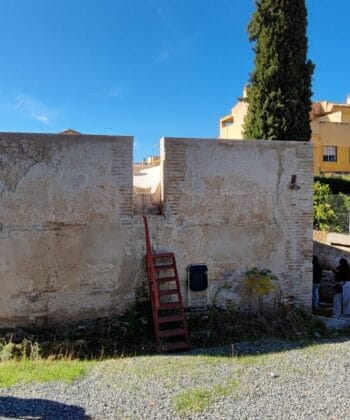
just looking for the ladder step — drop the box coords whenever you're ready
[157,276,177,283]
[159,289,179,296]
[152,252,175,258]
[160,341,189,352]
[158,315,184,323]
[155,264,175,270]
[159,328,187,338]
[158,302,182,310]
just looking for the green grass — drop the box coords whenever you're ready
[0,341,333,413]
[174,388,212,412]
[173,381,239,413]
[0,359,95,388]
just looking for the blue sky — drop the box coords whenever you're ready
[0,0,348,161]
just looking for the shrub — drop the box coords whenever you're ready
[241,267,278,314]
[314,176,350,195]
[313,181,338,231]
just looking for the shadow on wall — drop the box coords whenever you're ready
[314,240,350,269]
[0,396,90,419]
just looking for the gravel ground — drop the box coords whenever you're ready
[1,338,350,419]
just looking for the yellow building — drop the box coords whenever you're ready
[219,91,350,174]
[311,99,350,173]
[219,87,248,140]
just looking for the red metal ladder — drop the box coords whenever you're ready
[143,215,189,352]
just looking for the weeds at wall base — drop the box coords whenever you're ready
[0,303,331,361]
[0,302,155,361]
[186,304,329,348]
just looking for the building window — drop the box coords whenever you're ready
[323,146,337,162]
[221,116,234,128]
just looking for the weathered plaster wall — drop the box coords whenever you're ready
[158,138,313,308]
[0,134,313,327]
[0,132,134,326]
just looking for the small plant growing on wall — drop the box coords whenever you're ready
[242,267,278,314]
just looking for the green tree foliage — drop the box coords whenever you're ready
[243,0,314,141]
[329,193,350,233]
[313,181,337,231]
[313,181,350,232]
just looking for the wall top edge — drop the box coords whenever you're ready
[162,137,312,147]
[0,132,133,143]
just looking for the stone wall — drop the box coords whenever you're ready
[314,240,350,269]
[0,132,134,327]
[158,138,313,308]
[0,133,313,326]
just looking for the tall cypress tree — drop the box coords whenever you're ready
[243,0,314,141]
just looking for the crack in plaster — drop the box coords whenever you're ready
[0,138,49,196]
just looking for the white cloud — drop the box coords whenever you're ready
[107,86,125,98]
[14,94,55,125]
[148,0,190,65]
[88,86,126,98]
[148,0,171,20]
[14,98,24,110]
[154,49,171,64]
[34,114,50,124]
